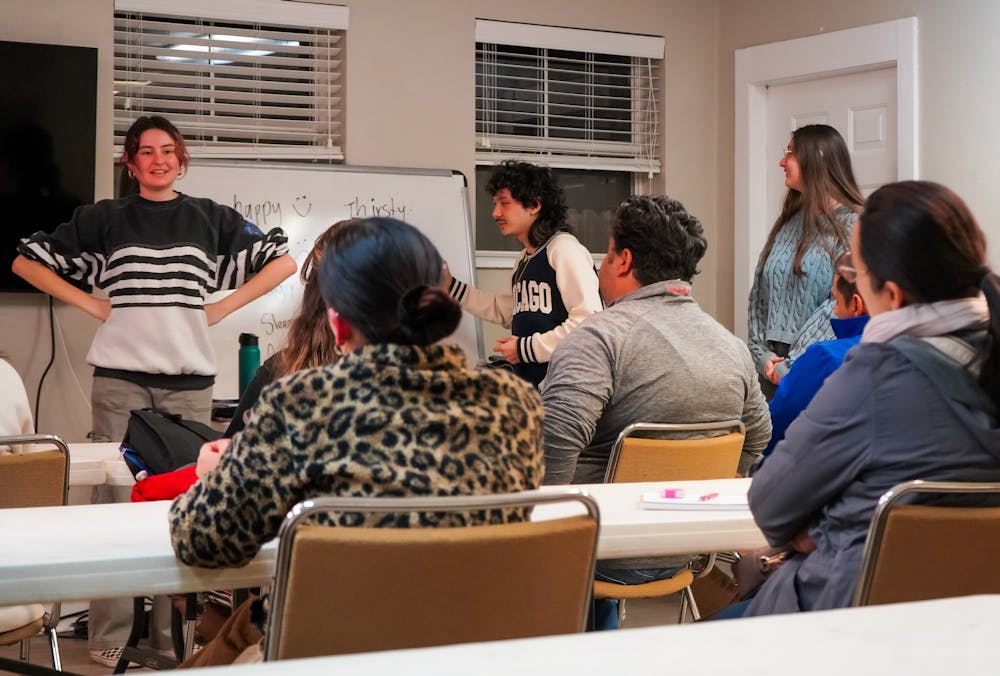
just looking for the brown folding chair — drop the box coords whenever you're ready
[605,421,746,484]
[595,421,745,623]
[264,490,599,661]
[852,479,1000,607]
[0,434,70,671]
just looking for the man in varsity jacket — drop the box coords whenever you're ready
[443,160,602,386]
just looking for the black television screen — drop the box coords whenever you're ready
[0,40,97,292]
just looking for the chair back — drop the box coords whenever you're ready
[0,435,70,508]
[265,490,599,661]
[852,480,1000,606]
[604,421,745,483]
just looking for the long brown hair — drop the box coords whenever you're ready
[275,220,358,378]
[761,124,864,275]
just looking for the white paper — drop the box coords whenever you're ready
[639,491,749,511]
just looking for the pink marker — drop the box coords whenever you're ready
[662,488,685,499]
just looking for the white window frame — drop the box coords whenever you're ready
[113,0,348,160]
[475,19,663,174]
[474,20,663,266]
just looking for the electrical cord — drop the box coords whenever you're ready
[34,295,56,433]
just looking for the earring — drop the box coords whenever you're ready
[177,167,185,178]
[127,169,135,179]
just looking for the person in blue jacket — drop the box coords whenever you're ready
[759,251,869,463]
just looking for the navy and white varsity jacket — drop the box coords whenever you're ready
[448,231,601,385]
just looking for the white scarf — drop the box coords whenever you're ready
[862,295,989,344]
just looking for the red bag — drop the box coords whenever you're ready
[130,466,198,502]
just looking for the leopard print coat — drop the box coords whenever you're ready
[169,343,544,568]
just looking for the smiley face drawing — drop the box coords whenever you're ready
[292,195,312,218]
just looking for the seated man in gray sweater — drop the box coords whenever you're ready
[540,194,770,628]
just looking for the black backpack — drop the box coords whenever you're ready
[120,408,222,479]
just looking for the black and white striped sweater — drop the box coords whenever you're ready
[19,194,288,384]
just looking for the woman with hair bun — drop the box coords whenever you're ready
[736,180,1000,618]
[170,217,544,571]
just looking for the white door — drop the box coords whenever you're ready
[764,67,898,246]
[734,19,917,339]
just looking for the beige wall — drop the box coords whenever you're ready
[716,0,1000,329]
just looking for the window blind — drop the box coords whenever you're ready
[475,21,663,173]
[114,10,344,159]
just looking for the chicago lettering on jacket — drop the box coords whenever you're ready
[512,279,553,314]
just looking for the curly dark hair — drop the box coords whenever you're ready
[611,195,707,285]
[484,161,571,248]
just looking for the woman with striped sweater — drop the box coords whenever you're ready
[12,116,296,665]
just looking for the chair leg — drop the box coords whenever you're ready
[679,586,701,623]
[617,598,627,625]
[183,618,198,661]
[18,637,29,662]
[47,626,62,671]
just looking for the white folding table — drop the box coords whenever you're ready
[206,595,1000,676]
[0,479,764,606]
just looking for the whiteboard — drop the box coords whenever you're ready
[178,161,482,399]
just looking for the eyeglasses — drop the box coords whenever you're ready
[781,147,794,158]
[836,252,858,284]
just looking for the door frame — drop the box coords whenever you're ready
[733,18,918,337]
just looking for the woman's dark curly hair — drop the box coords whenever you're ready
[485,160,571,248]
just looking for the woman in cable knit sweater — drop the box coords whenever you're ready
[169,217,544,571]
[748,124,863,396]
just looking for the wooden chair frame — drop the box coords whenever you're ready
[265,490,600,661]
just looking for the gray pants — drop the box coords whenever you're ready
[89,376,213,443]
[88,376,212,652]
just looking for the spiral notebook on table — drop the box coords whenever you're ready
[639,490,749,511]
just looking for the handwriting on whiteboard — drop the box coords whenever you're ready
[229,194,411,229]
[344,196,408,220]
[260,312,292,336]
[232,196,282,228]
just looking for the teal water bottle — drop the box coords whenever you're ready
[238,333,261,396]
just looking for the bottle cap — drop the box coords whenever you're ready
[239,332,259,347]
